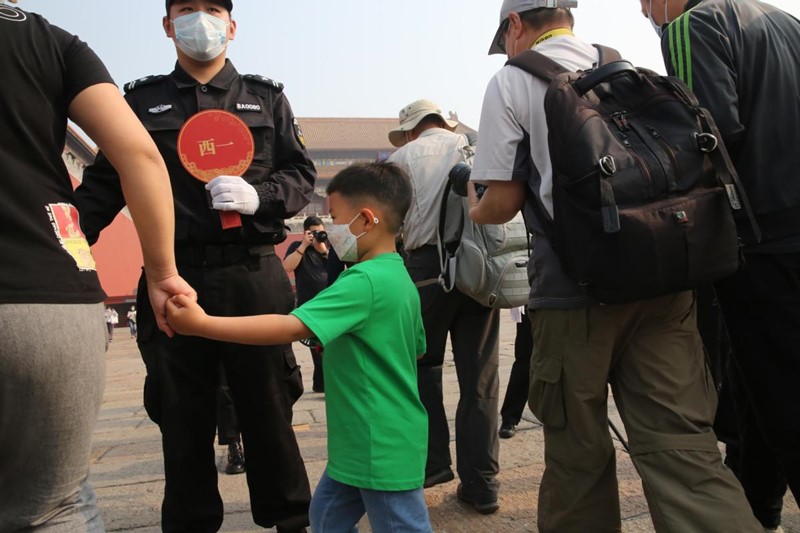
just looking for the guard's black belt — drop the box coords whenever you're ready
[175,243,275,267]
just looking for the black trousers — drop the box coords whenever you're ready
[137,251,311,532]
[700,285,788,530]
[723,357,788,529]
[500,315,533,426]
[697,286,786,529]
[216,363,240,446]
[405,246,500,501]
[309,344,324,392]
[714,251,800,503]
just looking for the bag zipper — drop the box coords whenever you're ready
[610,111,655,199]
[628,121,670,197]
[647,127,682,193]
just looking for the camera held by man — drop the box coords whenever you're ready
[449,162,487,199]
[310,230,328,243]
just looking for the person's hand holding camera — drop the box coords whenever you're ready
[298,230,315,256]
[296,229,329,259]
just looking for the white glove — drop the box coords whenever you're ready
[205,175,259,215]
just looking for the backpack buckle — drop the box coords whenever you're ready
[695,132,719,153]
[439,255,458,292]
[599,155,617,176]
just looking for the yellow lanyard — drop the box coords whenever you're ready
[532,28,575,48]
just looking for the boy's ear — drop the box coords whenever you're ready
[360,208,380,228]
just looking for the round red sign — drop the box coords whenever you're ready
[177,110,254,183]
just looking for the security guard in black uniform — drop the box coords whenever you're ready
[75,1,313,531]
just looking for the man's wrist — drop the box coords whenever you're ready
[295,248,304,256]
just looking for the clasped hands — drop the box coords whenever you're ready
[165,294,207,337]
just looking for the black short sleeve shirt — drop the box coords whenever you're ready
[0,7,114,303]
[285,241,328,305]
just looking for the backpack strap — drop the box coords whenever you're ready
[506,44,623,81]
[695,105,762,243]
[593,44,622,66]
[506,50,568,83]
[414,179,459,290]
[438,181,459,292]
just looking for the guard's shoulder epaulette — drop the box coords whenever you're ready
[123,75,167,93]
[242,74,284,92]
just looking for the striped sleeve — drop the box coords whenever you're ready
[660,7,744,150]
[666,12,695,90]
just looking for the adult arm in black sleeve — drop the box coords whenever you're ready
[252,93,316,220]
[74,150,125,245]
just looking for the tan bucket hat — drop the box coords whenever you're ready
[388,99,458,148]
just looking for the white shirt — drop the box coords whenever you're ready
[388,128,470,251]
[471,35,600,309]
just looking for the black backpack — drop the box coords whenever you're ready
[507,46,759,304]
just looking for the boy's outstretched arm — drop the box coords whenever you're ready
[166,294,313,345]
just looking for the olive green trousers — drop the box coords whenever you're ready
[529,291,761,533]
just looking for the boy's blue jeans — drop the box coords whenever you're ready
[310,470,433,533]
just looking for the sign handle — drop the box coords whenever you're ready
[219,211,242,229]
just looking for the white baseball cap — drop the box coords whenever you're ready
[488,0,578,55]
[388,99,458,148]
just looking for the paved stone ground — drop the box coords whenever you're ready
[92,320,799,532]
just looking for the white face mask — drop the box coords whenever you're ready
[648,0,670,38]
[172,11,229,62]
[326,213,377,263]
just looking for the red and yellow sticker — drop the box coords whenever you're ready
[46,203,96,271]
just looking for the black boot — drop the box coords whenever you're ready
[225,441,246,475]
[499,420,517,439]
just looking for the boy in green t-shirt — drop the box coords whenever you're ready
[166,162,432,533]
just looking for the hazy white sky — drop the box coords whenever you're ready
[13,0,800,129]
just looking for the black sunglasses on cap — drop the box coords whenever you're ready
[497,18,511,54]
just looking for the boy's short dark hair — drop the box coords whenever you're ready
[303,215,324,231]
[326,162,412,233]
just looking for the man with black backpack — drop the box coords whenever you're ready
[387,99,502,514]
[643,1,800,530]
[468,1,761,531]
